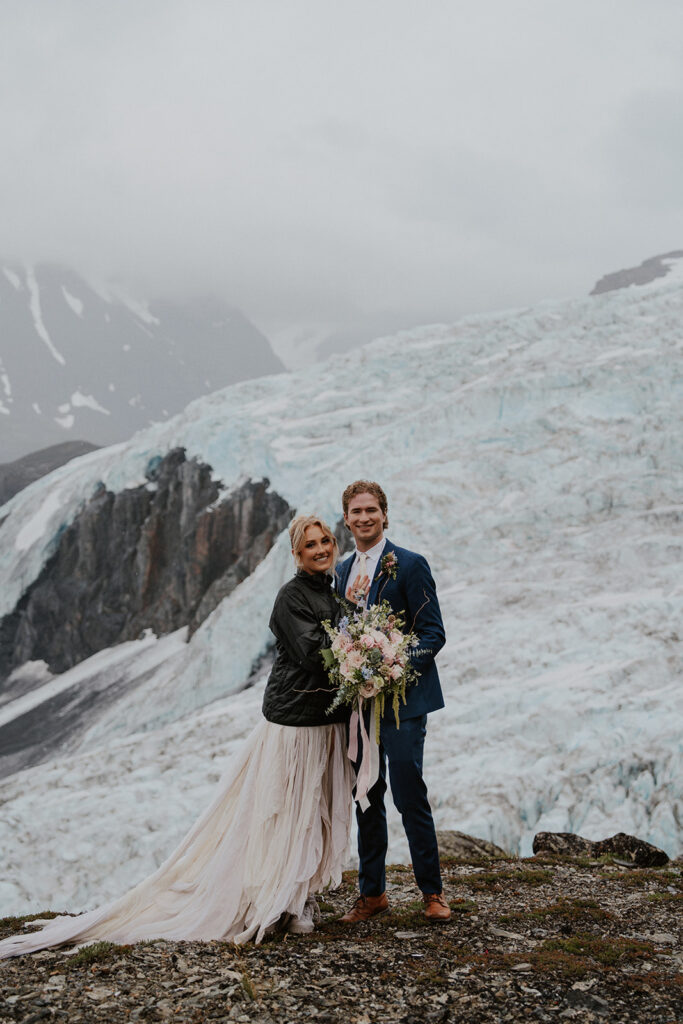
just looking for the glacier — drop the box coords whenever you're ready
[0,271,681,915]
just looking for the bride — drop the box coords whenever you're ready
[0,515,353,957]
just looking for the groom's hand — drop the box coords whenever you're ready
[346,574,370,604]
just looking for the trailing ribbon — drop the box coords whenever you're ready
[348,697,381,812]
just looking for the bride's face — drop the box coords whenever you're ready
[297,525,335,575]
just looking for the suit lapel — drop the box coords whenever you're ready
[338,554,354,597]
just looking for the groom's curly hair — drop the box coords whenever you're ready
[342,480,389,529]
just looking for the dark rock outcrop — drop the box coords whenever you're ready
[590,251,683,295]
[0,449,292,683]
[437,830,509,860]
[334,517,355,557]
[0,441,99,505]
[532,830,669,867]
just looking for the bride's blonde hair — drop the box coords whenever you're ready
[289,515,339,569]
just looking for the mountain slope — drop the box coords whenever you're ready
[0,268,681,914]
[0,441,98,505]
[0,262,284,461]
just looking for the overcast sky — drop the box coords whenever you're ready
[2,0,682,348]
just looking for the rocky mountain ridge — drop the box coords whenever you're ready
[0,262,284,461]
[0,441,99,506]
[590,250,683,294]
[0,451,291,778]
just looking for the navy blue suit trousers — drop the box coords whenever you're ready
[351,713,442,896]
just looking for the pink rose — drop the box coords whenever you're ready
[390,664,403,681]
[345,649,363,670]
[359,634,375,649]
[360,680,379,699]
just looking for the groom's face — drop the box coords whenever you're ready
[344,491,385,551]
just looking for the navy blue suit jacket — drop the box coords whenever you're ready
[336,540,446,721]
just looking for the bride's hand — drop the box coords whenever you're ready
[346,573,370,604]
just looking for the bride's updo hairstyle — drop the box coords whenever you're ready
[289,515,339,570]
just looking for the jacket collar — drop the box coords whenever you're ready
[296,568,333,590]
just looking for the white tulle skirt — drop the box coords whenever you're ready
[0,720,353,958]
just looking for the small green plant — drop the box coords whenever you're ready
[646,891,683,903]
[542,933,655,966]
[500,897,611,925]
[68,941,131,967]
[240,971,257,1000]
[458,869,552,891]
[0,911,59,932]
[525,948,591,980]
[449,899,477,914]
[597,868,681,888]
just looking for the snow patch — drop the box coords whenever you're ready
[71,390,110,416]
[15,490,64,551]
[25,266,66,366]
[2,268,22,290]
[32,402,42,416]
[0,356,11,400]
[658,255,683,284]
[108,286,160,326]
[54,414,75,429]
[61,286,84,317]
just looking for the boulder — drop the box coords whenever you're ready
[437,830,509,860]
[532,830,669,867]
[592,832,669,868]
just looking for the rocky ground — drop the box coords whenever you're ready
[1,854,681,1024]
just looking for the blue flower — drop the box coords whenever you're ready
[361,666,373,680]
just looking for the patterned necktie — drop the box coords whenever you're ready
[356,551,368,605]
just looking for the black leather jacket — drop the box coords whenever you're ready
[262,570,347,726]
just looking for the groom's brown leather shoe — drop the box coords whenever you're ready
[340,892,389,923]
[423,892,451,922]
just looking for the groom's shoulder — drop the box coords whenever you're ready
[386,540,429,569]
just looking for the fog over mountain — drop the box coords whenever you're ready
[0,262,284,461]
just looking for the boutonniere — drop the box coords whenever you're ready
[380,551,398,580]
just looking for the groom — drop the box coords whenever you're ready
[336,480,450,923]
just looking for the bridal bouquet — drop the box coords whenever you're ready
[321,600,420,740]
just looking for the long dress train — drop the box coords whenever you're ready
[0,720,353,958]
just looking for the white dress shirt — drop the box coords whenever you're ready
[347,536,386,605]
